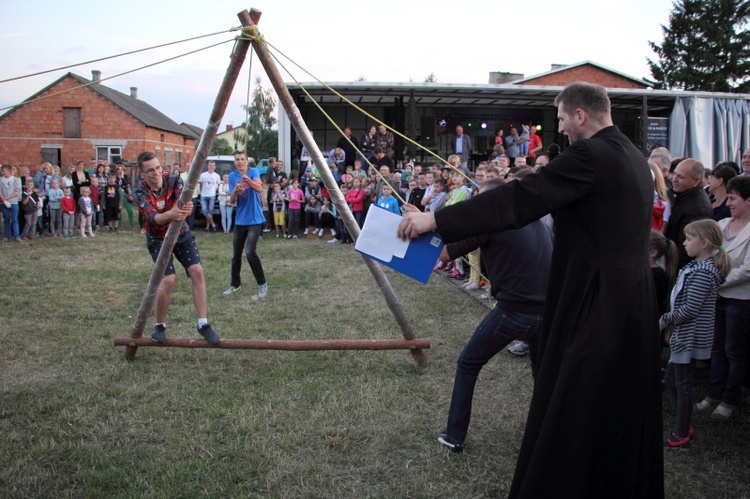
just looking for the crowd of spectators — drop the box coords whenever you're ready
[2,132,748,444]
[0,158,135,241]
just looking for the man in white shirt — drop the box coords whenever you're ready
[199,161,221,232]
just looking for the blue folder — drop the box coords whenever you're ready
[355,206,444,284]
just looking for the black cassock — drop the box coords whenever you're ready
[436,126,664,498]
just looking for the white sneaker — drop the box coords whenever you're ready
[464,282,480,291]
[695,397,718,412]
[317,229,323,237]
[508,341,530,356]
[331,229,336,236]
[257,283,268,299]
[328,238,340,244]
[711,403,734,420]
[303,228,309,235]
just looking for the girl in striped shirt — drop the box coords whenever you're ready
[659,219,731,450]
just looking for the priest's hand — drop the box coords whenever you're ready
[397,203,437,240]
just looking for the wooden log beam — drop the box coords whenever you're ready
[125,8,260,361]
[243,8,428,367]
[115,337,431,351]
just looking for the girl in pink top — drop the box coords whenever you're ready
[286,179,304,239]
[346,177,366,228]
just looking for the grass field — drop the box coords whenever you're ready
[1,229,748,498]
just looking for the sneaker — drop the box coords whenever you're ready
[317,229,323,237]
[711,403,734,420]
[262,228,271,233]
[328,238,340,244]
[197,323,221,345]
[695,397,719,412]
[663,430,691,450]
[304,228,309,235]
[508,341,530,356]
[331,229,336,236]
[443,262,454,272]
[223,285,241,295]
[464,282,481,291]
[450,270,465,279]
[437,429,464,453]
[257,283,268,299]
[292,235,298,239]
[151,324,167,344]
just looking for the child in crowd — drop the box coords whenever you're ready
[304,194,323,236]
[346,177,366,228]
[47,178,63,237]
[426,178,447,213]
[377,184,400,215]
[269,181,286,238]
[445,172,471,279]
[320,196,337,237]
[650,229,678,317]
[20,179,39,240]
[77,186,95,238]
[89,176,101,232]
[61,186,76,238]
[218,173,233,234]
[286,178,304,239]
[331,186,353,244]
[659,219,731,450]
[105,172,122,232]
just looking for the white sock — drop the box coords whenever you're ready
[197,318,208,327]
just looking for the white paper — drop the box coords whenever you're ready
[355,206,409,262]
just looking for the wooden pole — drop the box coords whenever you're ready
[243,9,427,366]
[115,337,430,351]
[125,9,261,360]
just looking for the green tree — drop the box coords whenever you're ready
[648,0,750,92]
[210,137,233,156]
[241,77,278,160]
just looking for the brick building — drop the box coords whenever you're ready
[508,61,649,89]
[0,70,202,172]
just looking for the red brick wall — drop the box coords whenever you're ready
[519,65,647,89]
[0,75,195,172]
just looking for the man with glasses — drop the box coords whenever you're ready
[133,151,220,345]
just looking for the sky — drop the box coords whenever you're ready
[0,0,674,131]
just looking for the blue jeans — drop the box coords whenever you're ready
[231,224,265,288]
[2,203,19,238]
[220,204,233,233]
[665,360,695,437]
[201,196,216,220]
[445,307,541,444]
[708,297,750,406]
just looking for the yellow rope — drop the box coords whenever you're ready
[268,50,406,204]
[0,39,234,113]
[261,39,490,283]
[263,38,475,187]
[0,27,242,85]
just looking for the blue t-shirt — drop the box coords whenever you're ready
[377,196,400,215]
[228,169,265,226]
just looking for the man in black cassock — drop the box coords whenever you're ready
[399,82,663,498]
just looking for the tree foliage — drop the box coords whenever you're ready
[240,77,278,160]
[424,72,438,83]
[648,0,750,92]
[210,137,233,156]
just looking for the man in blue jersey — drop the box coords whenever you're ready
[223,151,267,298]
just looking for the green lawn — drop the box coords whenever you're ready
[1,230,748,498]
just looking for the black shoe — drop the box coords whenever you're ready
[151,324,166,344]
[437,429,464,453]
[197,323,221,345]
